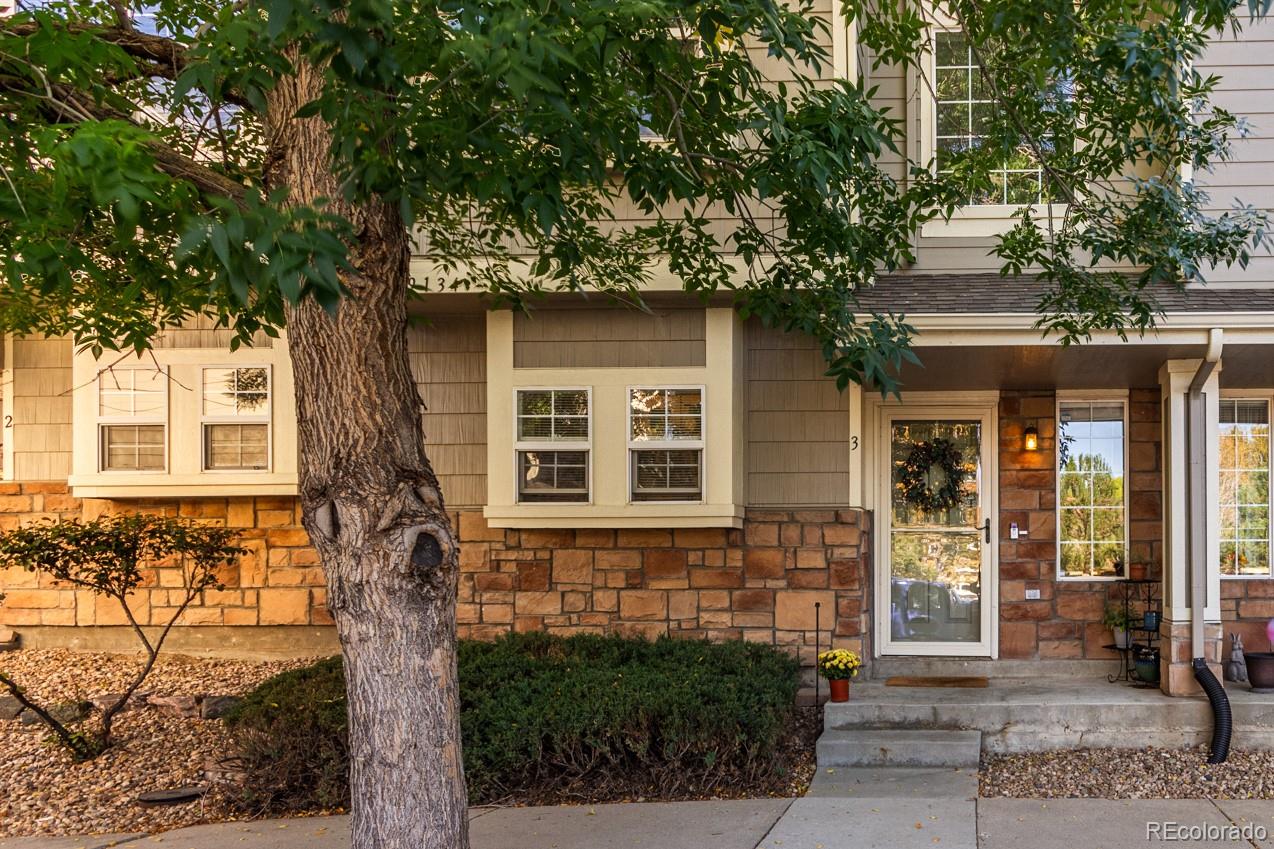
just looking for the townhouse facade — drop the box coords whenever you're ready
[2,3,1274,696]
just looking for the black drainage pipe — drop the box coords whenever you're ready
[1193,657,1232,763]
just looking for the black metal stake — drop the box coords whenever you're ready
[814,601,821,706]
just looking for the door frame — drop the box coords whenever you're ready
[864,391,1000,658]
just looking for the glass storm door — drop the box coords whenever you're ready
[880,412,995,656]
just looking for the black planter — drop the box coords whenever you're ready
[1246,652,1274,692]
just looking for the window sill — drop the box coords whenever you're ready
[69,474,298,499]
[483,503,744,529]
[921,204,1067,239]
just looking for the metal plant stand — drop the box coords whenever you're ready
[1105,578,1161,687]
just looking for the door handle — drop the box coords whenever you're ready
[977,519,991,544]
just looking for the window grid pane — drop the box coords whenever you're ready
[518,450,589,503]
[203,367,270,417]
[98,369,165,418]
[101,425,165,471]
[204,423,269,471]
[517,390,589,442]
[1220,399,1271,577]
[628,388,703,442]
[1057,401,1127,578]
[933,30,1047,206]
[632,449,702,502]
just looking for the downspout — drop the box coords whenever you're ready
[1187,328,1230,763]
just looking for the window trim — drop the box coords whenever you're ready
[512,386,593,505]
[625,384,707,505]
[916,22,1068,237]
[638,23,709,145]
[1054,395,1130,582]
[199,364,274,474]
[1218,391,1274,580]
[96,366,169,474]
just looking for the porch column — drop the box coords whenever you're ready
[1158,359,1223,696]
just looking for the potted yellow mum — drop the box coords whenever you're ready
[817,648,862,702]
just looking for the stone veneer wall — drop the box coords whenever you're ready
[0,484,872,665]
[997,389,1164,660]
[456,509,872,664]
[0,483,328,628]
[1221,579,1274,652]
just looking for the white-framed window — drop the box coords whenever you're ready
[201,366,271,471]
[97,367,168,472]
[933,29,1048,206]
[1220,397,1271,578]
[627,387,704,503]
[1056,398,1128,579]
[514,388,591,503]
[637,22,735,142]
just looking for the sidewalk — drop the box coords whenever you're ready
[5,777,1274,849]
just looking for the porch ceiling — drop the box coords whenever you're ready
[892,343,1274,391]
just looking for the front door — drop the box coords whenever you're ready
[876,405,997,657]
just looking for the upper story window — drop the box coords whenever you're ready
[628,387,704,502]
[637,26,703,142]
[98,368,167,472]
[515,389,590,503]
[934,30,1048,206]
[1220,399,1271,578]
[202,367,271,471]
[1057,399,1127,579]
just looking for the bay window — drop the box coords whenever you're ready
[98,368,167,472]
[628,387,704,502]
[515,389,591,503]
[202,366,271,471]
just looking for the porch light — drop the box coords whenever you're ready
[1023,427,1039,452]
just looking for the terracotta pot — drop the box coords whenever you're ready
[1130,563,1148,581]
[828,678,850,702]
[1246,652,1274,690]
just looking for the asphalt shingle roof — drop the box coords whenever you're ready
[852,274,1274,314]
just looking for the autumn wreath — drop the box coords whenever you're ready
[897,438,968,512]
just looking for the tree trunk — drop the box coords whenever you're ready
[264,59,469,849]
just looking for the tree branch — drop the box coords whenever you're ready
[13,80,252,207]
[3,21,188,75]
[1,20,252,107]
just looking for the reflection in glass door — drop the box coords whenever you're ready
[887,419,985,646]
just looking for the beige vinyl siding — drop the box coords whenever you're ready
[409,316,487,507]
[1194,17,1274,288]
[513,308,706,368]
[10,336,73,480]
[745,320,850,506]
[154,315,275,349]
[576,0,837,243]
[862,39,1028,274]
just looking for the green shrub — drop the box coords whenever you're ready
[224,633,799,812]
[222,656,349,813]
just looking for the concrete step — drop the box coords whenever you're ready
[816,729,983,768]
[868,657,1113,680]
[820,679,1274,752]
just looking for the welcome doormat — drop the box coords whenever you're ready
[884,676,990,688]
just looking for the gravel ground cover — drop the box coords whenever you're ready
[0,650,317,837]
[981,746,1274,799]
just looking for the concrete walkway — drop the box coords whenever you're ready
[6,777,1274,849]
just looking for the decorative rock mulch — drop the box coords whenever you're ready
[981,746,1274,799]
[0,649,317,836]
